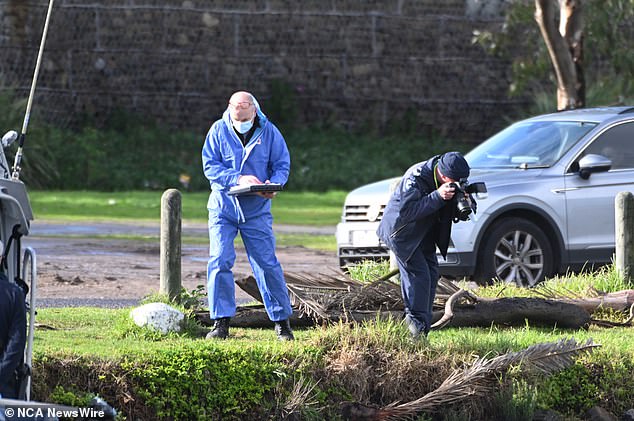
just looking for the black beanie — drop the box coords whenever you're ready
[438,152,470,180]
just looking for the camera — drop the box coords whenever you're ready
[449,180,487,222]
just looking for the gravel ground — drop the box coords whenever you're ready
[24,220,339,309]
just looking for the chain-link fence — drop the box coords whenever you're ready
[0,0,522,142]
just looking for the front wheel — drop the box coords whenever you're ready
[474,217,554,287]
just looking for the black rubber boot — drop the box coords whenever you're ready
[274,319,295,341]
[206,317,230,340]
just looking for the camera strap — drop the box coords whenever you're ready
[433,163,440,189]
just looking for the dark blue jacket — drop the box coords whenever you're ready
[0,276,26,398]
[377,155,454,262]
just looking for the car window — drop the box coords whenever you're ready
[580,121,634,170]
[467,121,596,169]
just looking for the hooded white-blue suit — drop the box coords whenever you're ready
[202,100,293,322]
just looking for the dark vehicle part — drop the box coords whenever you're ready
[450,180,487,222]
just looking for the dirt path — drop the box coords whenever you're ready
[24,221,339,303]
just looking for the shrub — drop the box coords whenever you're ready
[0,91,469,192]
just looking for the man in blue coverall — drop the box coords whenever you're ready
[377,152,471,339]
[0,271,26,399]
[202,91,294,341]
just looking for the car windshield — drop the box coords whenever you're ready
[466,120,597,169]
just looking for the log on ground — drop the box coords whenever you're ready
[444,297,591,329]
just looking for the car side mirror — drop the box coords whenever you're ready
[578,154,612,179]
[1,130,18,148]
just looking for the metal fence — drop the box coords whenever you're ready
[0,0,523,142]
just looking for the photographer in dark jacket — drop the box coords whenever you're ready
[0,271,26,399]
[377,152,471,339]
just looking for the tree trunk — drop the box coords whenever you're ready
[562,290,634,313]
[195,298,591,330]
[440,297,590,329]
[534,0,585,110]
[195,306,315,328]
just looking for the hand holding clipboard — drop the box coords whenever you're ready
[228,175,283,198]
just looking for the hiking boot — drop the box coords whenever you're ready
[404,314,427,340]
[206,317,230,340]
[274,319,295,341]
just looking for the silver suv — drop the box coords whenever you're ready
[336,106,634,286]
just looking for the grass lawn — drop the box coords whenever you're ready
[28,190,345,250]
[35,306,634,360]
[28,190,347,226]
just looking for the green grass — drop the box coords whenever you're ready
[34,307,311,358]
[28,190,342,250]
[274,234,337,251]
[38,232,336,251]
[28,190,346,226]
[35,307,634,360]
[475,264,630,297]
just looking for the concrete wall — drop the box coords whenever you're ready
[0,0,520,141]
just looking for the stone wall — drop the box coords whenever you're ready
[0,0,520,141]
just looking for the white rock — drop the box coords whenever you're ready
[130,303,185,334]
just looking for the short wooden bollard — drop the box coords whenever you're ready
[615,191,634,284]
[160,189,182,300]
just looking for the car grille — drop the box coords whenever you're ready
[338,246,390,267]
[344,204,385,222]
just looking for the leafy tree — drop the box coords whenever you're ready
[474,0,634,113]
[534,0,584,110]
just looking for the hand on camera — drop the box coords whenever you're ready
[438,182,456,201]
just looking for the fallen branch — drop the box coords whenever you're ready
[441,297,591,329]
[430,289,475,330]
[562,290,634,313]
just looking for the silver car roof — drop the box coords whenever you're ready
[523,106,634,124]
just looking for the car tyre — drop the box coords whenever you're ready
[475,217,554,287]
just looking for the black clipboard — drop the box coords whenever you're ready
[227,183,283,196]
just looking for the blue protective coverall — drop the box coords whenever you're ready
[0,275,26,399]
[202,102,293,322]
[376,155,455,333]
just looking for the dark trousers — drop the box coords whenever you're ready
[395,245,439,332]
[0,375,18,399]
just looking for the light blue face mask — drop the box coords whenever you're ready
[232,119,253,134]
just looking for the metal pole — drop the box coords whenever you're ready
[160,189,182,300]
[12,0,55,180]
[22,247,37,401]
[615,191,634,284]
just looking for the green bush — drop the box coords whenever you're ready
[0,90,469,192]
[538,358,634,416]
[122,345,282,419]
[284,126,467,192]
[34,346,306,420]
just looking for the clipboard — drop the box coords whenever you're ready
[227,183,283,196]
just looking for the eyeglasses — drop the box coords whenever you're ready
[229,102,253,110]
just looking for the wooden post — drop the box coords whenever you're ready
[160,189,182,300]
[615,191,634,284]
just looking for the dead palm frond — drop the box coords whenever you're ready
[341,338,600,421]
[326,283,403,312]
[284,270,473,326]
[287,284,331,322]
[280,376,321,420]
